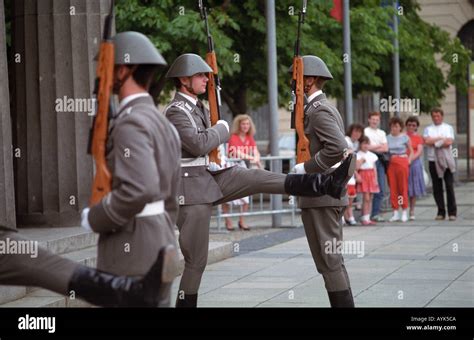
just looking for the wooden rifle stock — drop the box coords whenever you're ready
[200,1,222,165]
[89,40,114,205]
[291,0,309,164]
[206,51,221,165]
[292,56,311,163]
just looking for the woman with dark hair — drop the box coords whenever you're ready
[406,116,426,220]
[344,123,364,226]
[387,117,413,222]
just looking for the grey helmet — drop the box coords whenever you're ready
[113,31,167,66]
[288,55,333,80]
[166,53,212,78]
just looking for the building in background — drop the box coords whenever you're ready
[0,0,112,230]
[418,0,473,180]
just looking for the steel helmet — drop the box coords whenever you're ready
[165,53,212,78]
[288,55,333,80]
[113,31,167,66]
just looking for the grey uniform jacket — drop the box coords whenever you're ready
[88,95,181,276]
[299,93,349,209]
[164,92,230,205]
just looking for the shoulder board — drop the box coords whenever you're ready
[164,101,185,114]
[164,100,198,131]
[174,101,185,108]
[184,102,193,112]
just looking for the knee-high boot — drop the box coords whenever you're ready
[68,245,177,307]
[285,154,355,199]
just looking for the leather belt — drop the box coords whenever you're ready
[136,200,165,217]
[392,154,408,158]
[181,156,209,167]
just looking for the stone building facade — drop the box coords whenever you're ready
[0,0,112,229]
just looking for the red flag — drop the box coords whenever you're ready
[330,0,343,22]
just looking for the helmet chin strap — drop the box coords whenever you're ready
[113,65,138,94]
[183,77,199,97]
[304,76,318,94]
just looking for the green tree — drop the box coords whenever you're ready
[383,0,471,112]
[115,0,470,115]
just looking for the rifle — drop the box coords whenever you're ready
[88,0,115,205]
[291,0,310,163]
[199,0,223,165]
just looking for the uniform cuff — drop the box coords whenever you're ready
[213,124,230,143]
[88,200,123,233]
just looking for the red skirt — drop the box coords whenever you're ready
[357,169,380,193]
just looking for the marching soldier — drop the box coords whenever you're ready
[81,31,181,307]
[0,225,172,307]
[289,55,355,307]
[164,53,355,307]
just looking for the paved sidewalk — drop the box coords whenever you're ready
[172,182,474,307]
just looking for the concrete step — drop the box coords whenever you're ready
[0,288,95,308]
[18,227,98,255]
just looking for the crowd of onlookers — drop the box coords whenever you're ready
[218,108,458,229]
[344,108,457,226]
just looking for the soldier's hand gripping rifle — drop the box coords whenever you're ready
[291,0,311,163]
[199,0,223,165]
[87,0,115,205]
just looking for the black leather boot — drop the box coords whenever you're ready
[175,293,198,308]
[285,154,355,199]
[327,289,355,308]
[68,245,177,307]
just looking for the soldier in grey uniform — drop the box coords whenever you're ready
[164,53,355,307]
[0,225,174,307]
[81,32,181,307]
[289,55,355,307]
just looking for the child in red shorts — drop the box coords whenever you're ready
[356,136,380,225]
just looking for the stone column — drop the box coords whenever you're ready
[469,62,474,179]
[0,0,16,229]
[12,0,112,227]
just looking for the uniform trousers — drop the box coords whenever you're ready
[177,167,286,294]
[300,207,351,292]
[0,231,77,295]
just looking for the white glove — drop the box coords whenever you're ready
[291,163,306,174]
[81,208,92,231]
[208,162,222,171]
[216,120,229,133]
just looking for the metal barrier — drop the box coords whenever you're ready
[212,155,301,231]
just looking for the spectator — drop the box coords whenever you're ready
[364,112,389,222]
[222,114,262,231]
[406,116,426,220]
[387,117,413,223]
[423,108,457,221]
[344,123,364,226]
[356,136,380,225]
